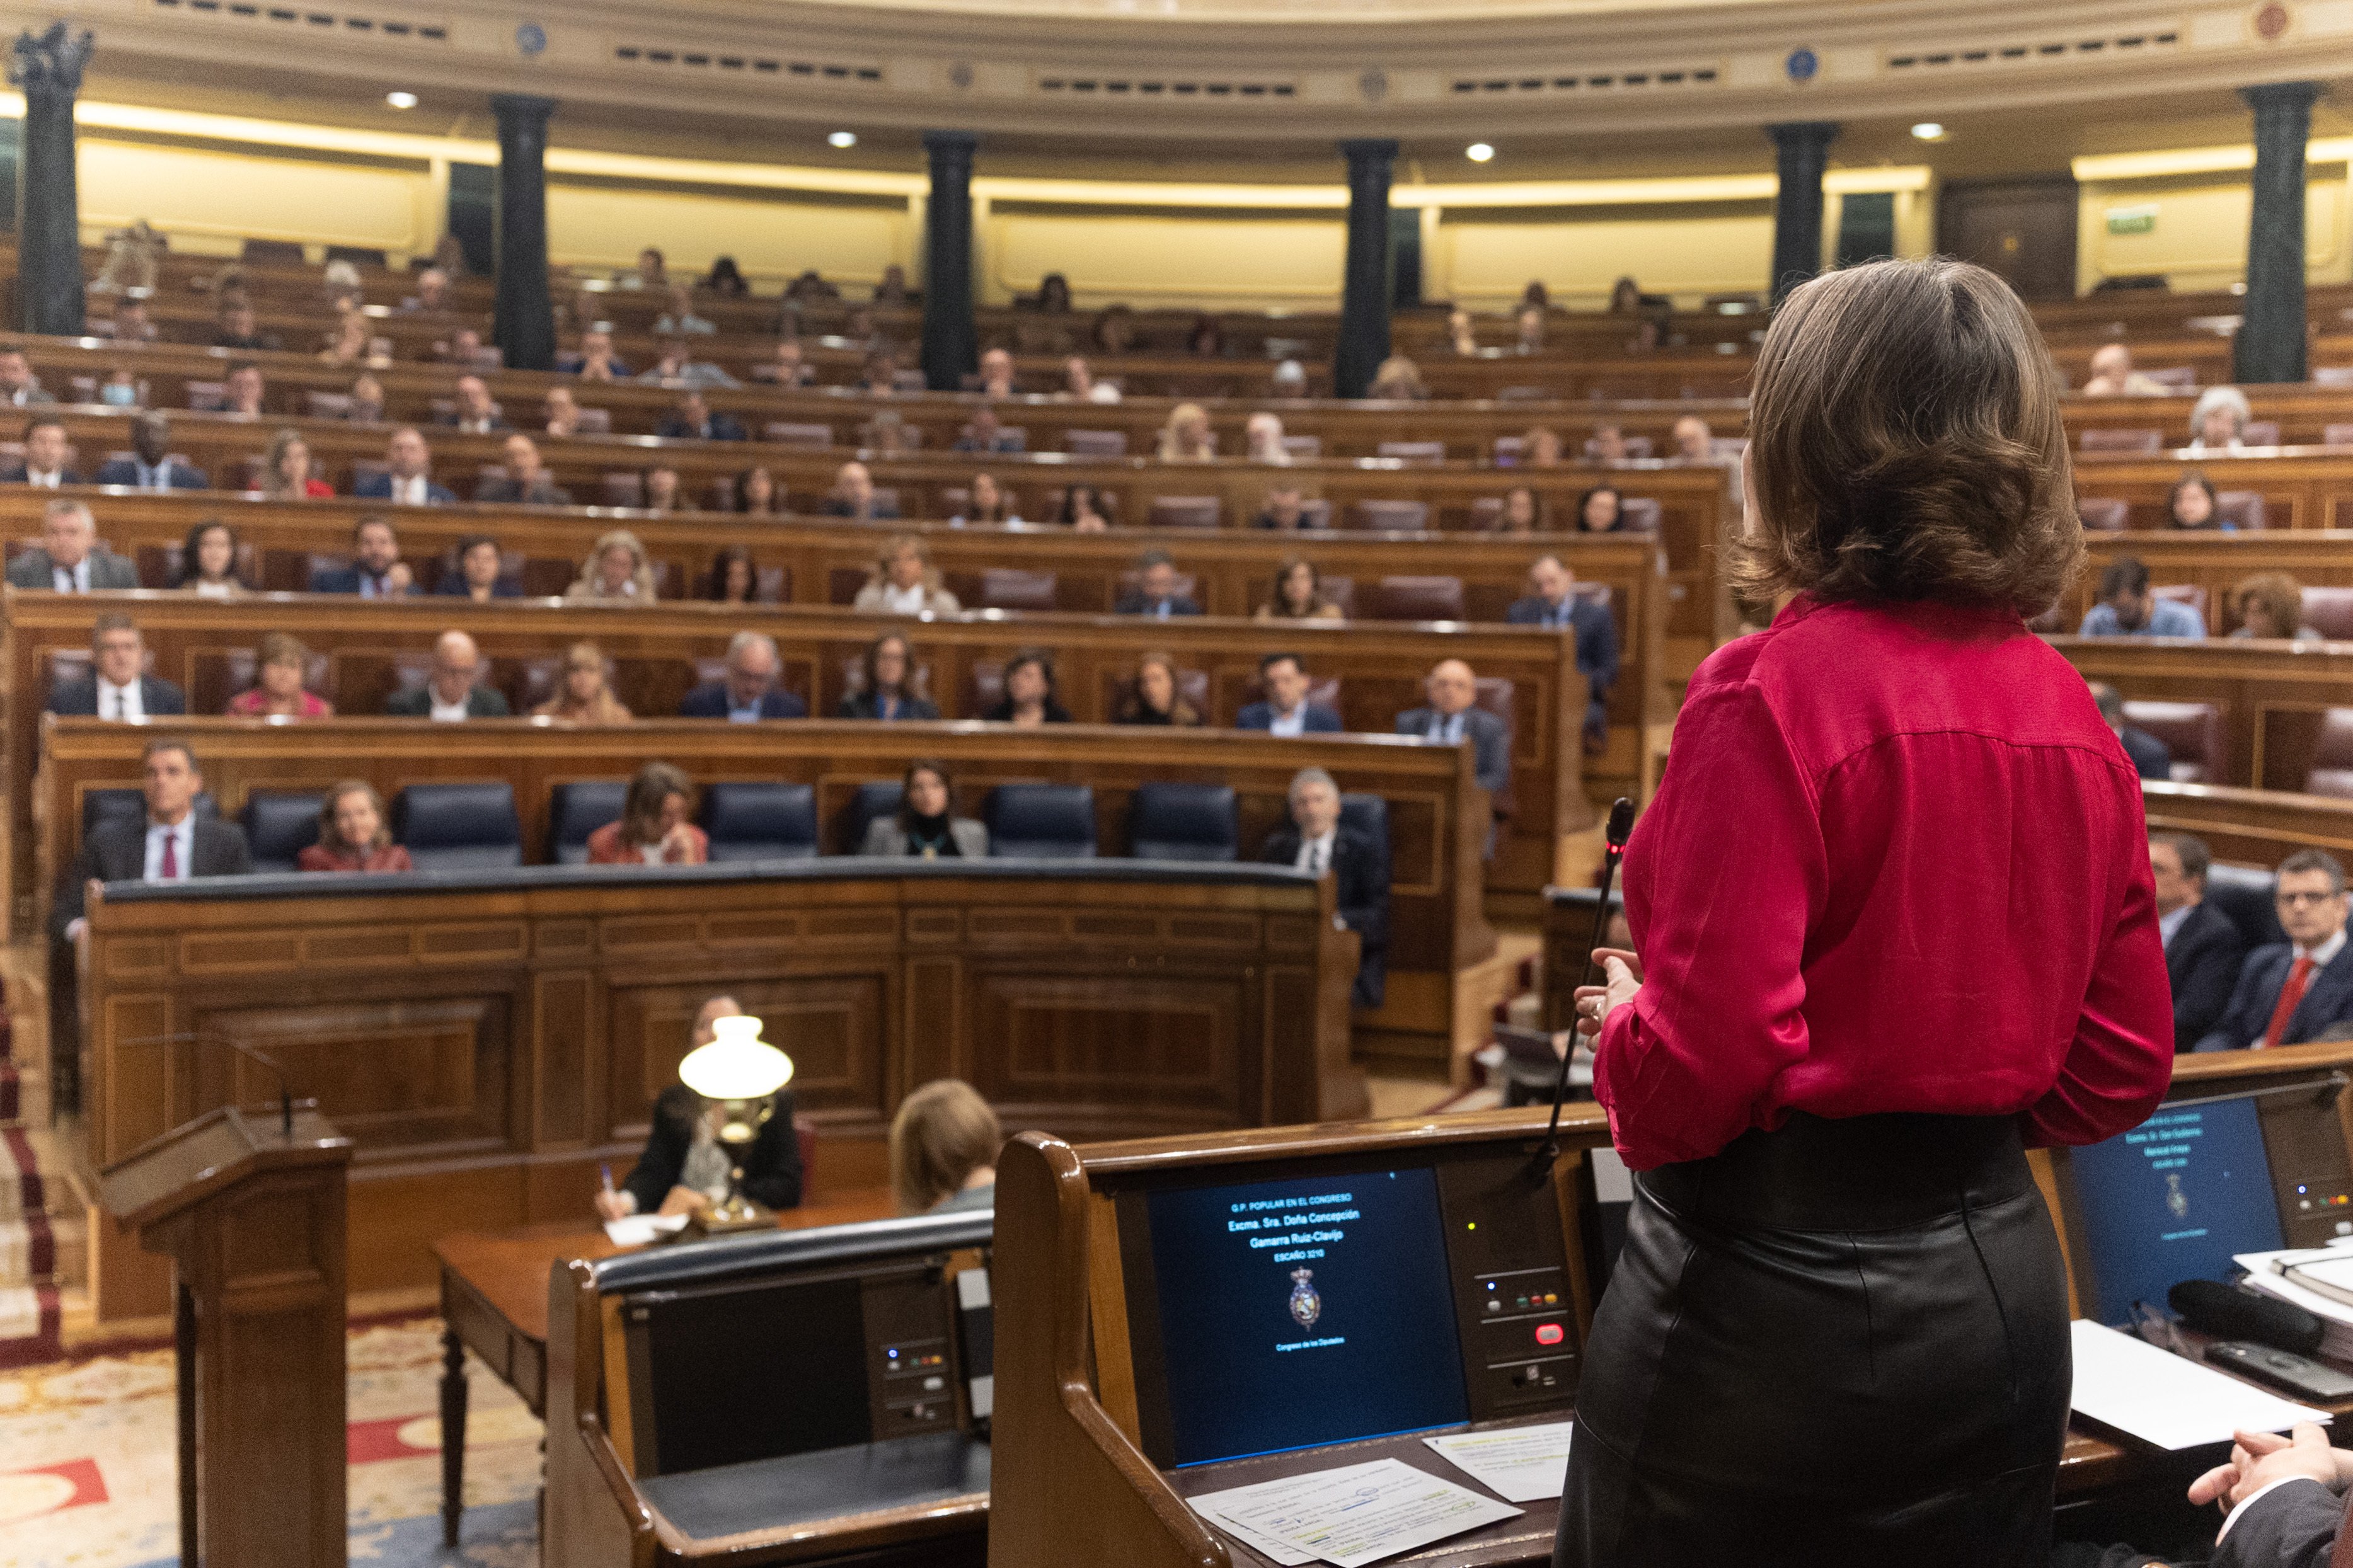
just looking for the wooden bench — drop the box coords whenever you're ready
[2049,635,2353,793]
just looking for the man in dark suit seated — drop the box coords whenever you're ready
[1395,658,1511,799]
[820,461,900,520]
[48,612,188,719]
[7,498,139,592]
[2091,680,2172,781]
[472,434,572,506]
[383,630,512,719]
[1236,651,1343,735]
[0,346,57,408]
[53,737,252,941]
[352,428,457,506]
[210,300,280,352]
[1258,767,1388,1009]
[1114,549,1203,619]
[2191,1420,2353,1566]
[2197,850,2353,1051]
[434,374,507,436]
[678,631,808,721]
[655,390,747,442]
[592,995,803,1221]
[309,514,416,597]
[2153,831,2248,1053]
[1507,554,1619,752]
[91,411,209,491]
[1,416,80,487]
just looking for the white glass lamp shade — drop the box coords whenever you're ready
[677,1015,795,1100]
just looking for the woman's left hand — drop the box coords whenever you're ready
[1572,949,1643,1038]
[662,823,700,862]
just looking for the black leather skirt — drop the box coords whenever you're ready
[1554,1112,2071,1568]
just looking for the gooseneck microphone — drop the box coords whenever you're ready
[120,1031,297,1139]
[1539,797,1636,1164]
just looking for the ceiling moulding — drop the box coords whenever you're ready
[69,0,2353,145]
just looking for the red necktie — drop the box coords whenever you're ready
[2262,954,2316,1048]
[159,830,179,881]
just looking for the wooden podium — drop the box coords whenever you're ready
[100,1102,353,1568]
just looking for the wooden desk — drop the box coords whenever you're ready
[432,1191,895,1548]
[78,860,1350,1324]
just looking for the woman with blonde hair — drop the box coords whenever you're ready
[532,641,633,722]
[586,760,707,866]
[298,781,411,873]
[563,529,658,604]
[255,429,332,499]
[888,1080,1001,1213]
[1245,411,1292,466]
[1368,355,1427,400]
[853,535,962,615]
[1156,402,1215,461]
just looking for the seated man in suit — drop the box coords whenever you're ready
[1258,767,1389,1009]
[436,374,506,435]
[92,411,209,491]
[221,362,267,418]
[48,611,188,719]
[655,390,747,442]
[558,326,633,381]
[2079,554,2206,638]
[210,300,280,352]
[679,631,808,721]
[1396,658,1511,800]
[383,630,512,720]
[594,995,803,1220]
[2197,850,2353,1051]
[0,346,56,408]
[53,737,252,941]
[2153,832,2249,1053]
[1507,554,1619,752]
[1237,651,1343,735]
[3,415,80,487]
[400,266,451,313]
[309,514,415,597]
[822,461,900,520]
[1115,549,1203,619]
[2190,1421,2353,1567]
[2090,680,2172,781]
[473,433,572,506]
[353,427,457,506]
[8,498,139,592]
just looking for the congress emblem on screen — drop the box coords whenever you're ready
[1289,1268,1322,1329]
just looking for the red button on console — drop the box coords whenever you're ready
[1534,1323,1565,1346]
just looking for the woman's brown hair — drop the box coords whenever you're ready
[888,1079,1003,1214]
[2233,571,2305,639]
[621,760,694,842]
[1731,257,2080,616]
[317,779,390,852]
[1121,650,1201,724]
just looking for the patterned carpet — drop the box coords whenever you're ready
[0,976,63,1371]
[1,1317,543,1568]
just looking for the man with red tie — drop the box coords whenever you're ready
[52,739,252,942]
[2195,851,2353,1051]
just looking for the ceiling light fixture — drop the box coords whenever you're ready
[828,130,858,149]
[1466,142,1495,163]
[386,91,419,110]
[1911,122,1945,140]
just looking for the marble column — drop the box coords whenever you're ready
[2236,81,2323,384]
[490,94,556,373]
[1766,121,1839,306]
[10,23,93,336]
[1335,139,1398,399]
[921,130,979,392]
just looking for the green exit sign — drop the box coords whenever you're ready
[2107,205,2157,236]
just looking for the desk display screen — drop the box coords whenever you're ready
[1144,1167,1468,1466]
[2070,1094,2286,1327]
[640,1274,871,1474]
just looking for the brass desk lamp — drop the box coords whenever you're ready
[676,1014,795,1235]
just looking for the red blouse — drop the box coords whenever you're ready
[1595,595,2173,1170]
[296,844,413,873]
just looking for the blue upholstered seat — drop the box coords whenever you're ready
[700,782,819,862]
[239,791,324,873]
[1126,782,1238,862]
[985,783,1097,859]
[546,782,628,866]
[394,782,524,871]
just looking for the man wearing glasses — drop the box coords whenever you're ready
[2196,850,2353,1051]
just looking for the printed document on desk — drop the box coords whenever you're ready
[1194,1456,1521,1567]
[1424,1422,1575,1502]
[2070,1319,2328,1450]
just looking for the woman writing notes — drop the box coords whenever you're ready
[1555,260,2172,1567]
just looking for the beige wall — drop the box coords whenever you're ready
[2074,164,2353,295]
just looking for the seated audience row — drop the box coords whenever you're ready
[2077,554,2335,642]
[2149,833,2353,1056]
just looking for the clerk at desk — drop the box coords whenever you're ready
[595,996,803,1220]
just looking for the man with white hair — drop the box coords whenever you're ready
[1258,767,1390,1007]
[7,498,137,590]
[677,631,808,721]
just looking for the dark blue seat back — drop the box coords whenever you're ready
[700,782,819,862]
[82,788,216,838]
[1127,782,1238,862]
[843,781,904,853]
[547,781,628,866]
[239,791,323,873]
[394,782,524,871]
[2207,862,2288,952]
[986,783,1098,859]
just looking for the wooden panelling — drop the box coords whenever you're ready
[80,864,1349,1324]
[2050,638,2353,794]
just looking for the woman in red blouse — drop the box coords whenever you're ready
[297,782,411,873]
[585,761,708,866]
[1554,260,2173,1567]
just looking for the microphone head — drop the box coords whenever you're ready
[1604,797,1635,849]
